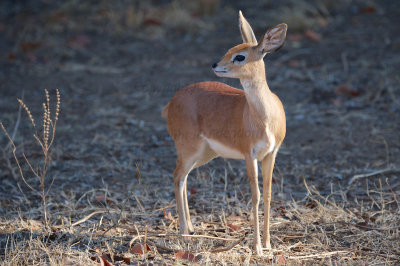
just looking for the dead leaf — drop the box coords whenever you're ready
[99,256,113,266]
[334,84,361,97]
[304,30,322,42]
[228,223,242,232]
[275,255,287,264]
[276,206,286,217]
[67,34,91,48]
[130,243,151,254]
[176,251,200,263]
[190,186,197,196]
[163,209,174,221]
[305,202,316,209]
[20,42,41,53]
[143,18,163,26]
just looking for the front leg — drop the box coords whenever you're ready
[261,152,277,249]
[245,155,262,255]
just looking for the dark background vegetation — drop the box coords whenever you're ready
[0,0,399,264]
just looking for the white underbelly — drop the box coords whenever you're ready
[201,136,244,159]
[200,126,275,161]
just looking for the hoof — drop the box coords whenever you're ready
[188,221,194,233]
[254,244,263,256]
[263,238,271,250]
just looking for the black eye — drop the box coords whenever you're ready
[233,55,245,62]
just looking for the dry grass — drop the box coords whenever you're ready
[0,165,399,264]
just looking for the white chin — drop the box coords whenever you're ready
[214,71,229,77]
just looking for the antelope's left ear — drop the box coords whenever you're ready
[239,11,257,44]
[257,23,287,56]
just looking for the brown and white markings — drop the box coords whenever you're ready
[162,11,287,255]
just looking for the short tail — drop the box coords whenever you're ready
[161,103,169,118]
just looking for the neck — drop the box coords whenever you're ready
[239,61,271,100]
[240,69,274,123]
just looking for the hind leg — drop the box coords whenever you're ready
[174,141,217,236]
[183,179,194,233]
[174,162,193,236]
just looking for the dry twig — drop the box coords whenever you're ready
[348,167,400,186]
[209,234,246,253]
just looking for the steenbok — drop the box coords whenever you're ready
[162,11,287,255]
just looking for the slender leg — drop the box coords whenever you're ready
[174,142,216,239]
[261,152,277,249]
[245,155,262,255]
[173,160,194,238]
[183,179,194,232]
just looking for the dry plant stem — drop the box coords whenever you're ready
[209,235,246,253]
[2,147,19,180]
[1,123,37,193]
[69,210,107,227]
[0,89,61,228]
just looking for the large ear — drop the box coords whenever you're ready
[257,23,287,55]
[239,11,257,44]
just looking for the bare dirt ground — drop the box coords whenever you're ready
[0,0,399,264]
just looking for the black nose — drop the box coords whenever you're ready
[212,62,218,68]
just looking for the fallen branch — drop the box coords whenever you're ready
[348,167,400,186]
[209,235,246,253]
[289,250,350,260]
[70,210,106,227]
[117,226,239,241]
